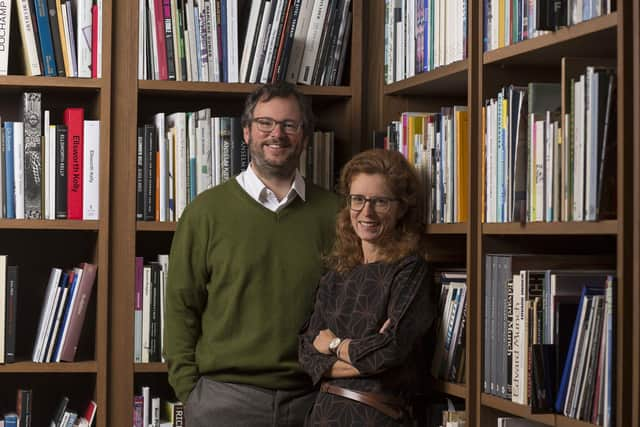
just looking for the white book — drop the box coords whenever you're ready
[53,267,83,362]
[154,113,167,221]
[97,0,103,77]
[195,1,209,82]
[187,112,196,201]
[15,0,41,76]
[49,125,57,219]
[167,112,187,219]
[142,265,151,363]
[195,108,211,194]
[259,0,286,83]
[298,0,329,85]
[0,0,12,75]
[43,111,51,220]
[284,0,314,83]
[248,1,272,83]
[13,122,24,219]
[73,0,92,78]
[60,1,74,77]
[151,396,161,427]
[563,294,592,416]
[535,119,544,222]
[142,386,150,427]
[170,0,181,80]
[32,268,62,362]
[157,254,169,361]
[0,255,6,364]
[203,0,214,81]
[394,0,404,80]
[225,0,239,82]
[239,0,263,83]
[584,67,598,221]
[167,128,175,221]
[82,120,100,220]
[405,0,414,77]
[212,116,222,186]
[573,76,585,221]
[185,0,198,81]
[139,0,146,79]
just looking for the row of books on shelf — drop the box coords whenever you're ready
[30,262,97,363]
[0,94,100,220]
[384,0,468,84]
[382,107,469,224]
[483,61,616,223]
[134,387,183,427]
[139,0,352,86]
[136,109,334,222]
[483,0,614,52]
[0,0,102,77]
[483,253,615,426]
[134,256,168,363]
[1,392,96,427]
[430,271,467,383]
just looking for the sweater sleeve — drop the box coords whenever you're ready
[298,272,339,385]
[164,204,209,403]
[347,257,436,376]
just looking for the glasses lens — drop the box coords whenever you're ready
[349,195,365,210]
[255,118,275,132]
[373,198,390,212]
[282,121,300,134]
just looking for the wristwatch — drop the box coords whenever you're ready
[328,337,342,354]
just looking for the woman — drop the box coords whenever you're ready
[299,149,436,426]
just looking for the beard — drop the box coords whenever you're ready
[246,135,304,179]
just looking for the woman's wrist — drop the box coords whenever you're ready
[336,338,349,361]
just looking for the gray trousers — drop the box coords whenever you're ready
[185,377,317,427]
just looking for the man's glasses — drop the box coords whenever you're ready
[347,195,398,213]
[252,117,302,134]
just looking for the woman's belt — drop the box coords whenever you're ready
[320,382,409,420]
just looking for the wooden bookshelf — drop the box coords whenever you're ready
[433,380,467,400]
[109,0,363,425]
[365,1,636,426]
[0,2,112,426]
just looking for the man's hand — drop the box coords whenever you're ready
[313,329,337,354]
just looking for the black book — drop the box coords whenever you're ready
[51,395,69,427]
[275,0,301,81]
[55,125,68,219]
[311,0,337,85]
[136,127,144,220]
[162,0,176,80]
[176,0,188,80]
[596,72,617,219]
[148,262,162,362]
[531,343,557,413]
[5,266,18,363]
[46,0,66,76]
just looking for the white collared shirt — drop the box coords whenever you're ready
[236,164,306,212]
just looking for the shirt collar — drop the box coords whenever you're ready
[244,164,306,203]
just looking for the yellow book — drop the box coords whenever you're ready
[456,110,469,222]
[56,0,71,76]
[498,0,505,48]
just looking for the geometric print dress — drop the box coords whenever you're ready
[299,255,437,426]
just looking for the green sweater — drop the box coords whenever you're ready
[165,179,339,402]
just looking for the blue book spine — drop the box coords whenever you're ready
[220,0,228,82]
[3,414,18,427]
[4,122,15,218]
[33,0,57,76]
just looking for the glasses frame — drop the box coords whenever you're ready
[347,194,399,213]
[251,117,303,134]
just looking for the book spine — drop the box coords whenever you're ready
[75,0,92,78]
[82,120,99,219]
[59,263,97,361]
[4,265,17,362]
[21,92,43,219]
[154,0,169,79]
[64,108,84,219]
[162,0,176,79]
[91,2,98,78]
[0,0,12,75]
[55,125,68,218]
[33,0,57,75]
[134,257,144,362]
[13,122,24,219]
[56,0,71,76]
[16,0,42,75]
[136,127,144,219]
[4,122,15,218]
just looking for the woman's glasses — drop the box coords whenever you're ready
[347,195,398,213]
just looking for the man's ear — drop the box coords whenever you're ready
[243,127,250,144]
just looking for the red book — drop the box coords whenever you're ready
[91,3,98,78]
[59,262,97,361]
[153,0,168,80]
[64,107,84,219]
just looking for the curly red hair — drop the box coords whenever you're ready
[325,149,426,273]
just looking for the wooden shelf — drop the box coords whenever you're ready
[0,361,98,373]
[432,380,467,399]
[426,223,468,235]
[483,13,617,66]
[482,220,617,235]
[481,394,599,427]
[134,363,168,373]
[383,60,468,96]
[138,80,353,98]
[136,221,177,232]
[0,219,100,230]
[0,75,103,90]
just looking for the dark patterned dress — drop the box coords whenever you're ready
[298,255,436,426]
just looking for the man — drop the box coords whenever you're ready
[165,81,340,426]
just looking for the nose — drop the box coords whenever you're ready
[269,123,285,137]
[361,200,376,214]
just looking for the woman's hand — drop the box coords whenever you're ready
[313,329,337,354]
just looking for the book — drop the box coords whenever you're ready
[47,0,66,76]
[16,0,42,75]
[82,120,100,219]
[21,92,43,219]
[16,389,32,427]
[13,122,24,219]
[59,262,97,361]
[33,0,57,76]
[0,0,12,75]
[4,265,18,363]
[0,255,6,364]
[55,125,68,219]
[64,108,84,219]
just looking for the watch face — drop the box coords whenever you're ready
[329,337,341,352]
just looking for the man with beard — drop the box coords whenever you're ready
[165,81,340,427]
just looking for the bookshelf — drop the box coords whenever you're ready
[109,0,363,425]
[0,2,112,426]
[365,1,636,426]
